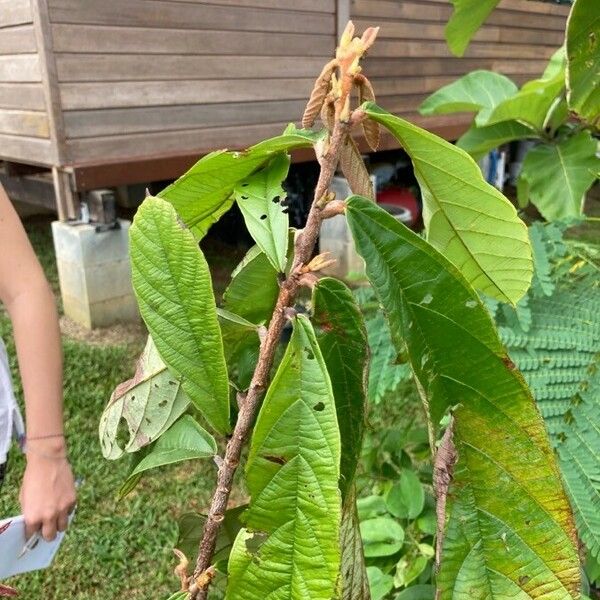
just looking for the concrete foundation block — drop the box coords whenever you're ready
[52,220,139,329]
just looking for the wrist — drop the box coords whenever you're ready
[25,436,67,459]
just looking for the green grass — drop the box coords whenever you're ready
[0,219,226,599]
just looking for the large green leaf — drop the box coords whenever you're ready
[486,48,566,132]
[457,121,539,160]
[234,153,290,273]
[566,0,600,123]
[159,126,321,239]
[313,277,368,501]
[226,316,341,600]
[99,336,189,459]
[346,196,580,598]
[126,415,216,479]
[364,103,532,304]
[130,197,230,434]
[517,131,600,220]
[222,244,280,325]
[420,71,518,126]
[445,0,500,57]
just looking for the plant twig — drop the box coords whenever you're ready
[189,22,379,598]
[189,120,349,600]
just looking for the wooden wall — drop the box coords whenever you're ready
[353,0,570,134]
[0,0,54,165]
[0,0,572,178]
[46,0,337,164]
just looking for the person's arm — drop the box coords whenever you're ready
[0,184,75,541]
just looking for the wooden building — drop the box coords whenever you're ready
[0,0,570,217]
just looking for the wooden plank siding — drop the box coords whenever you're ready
[0,0,53,164]
[47,0,337,163]
[353,0,570,123]
[0,0,571,179]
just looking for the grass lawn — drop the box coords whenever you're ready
[0,219,243,599]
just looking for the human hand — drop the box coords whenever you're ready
[19,439,77,541]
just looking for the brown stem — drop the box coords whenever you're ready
[190,120,349,600]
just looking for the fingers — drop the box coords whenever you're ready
[57,509,69,533]
[41,515,58,542]
[24,516,42,540]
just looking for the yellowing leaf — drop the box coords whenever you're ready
[364,103,532,304]
[347,196,580,599]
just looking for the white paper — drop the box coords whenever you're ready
[0,513,73,579]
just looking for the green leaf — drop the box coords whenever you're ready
[226,316,341,600]
[445,0,500,57]
[234,153,290,272]
[346,196,580,598]
[217,309,260,392]
[130,197,230,434]
[130,415,215,473]
[360,517,405,557]
[159,126,321,239]
[566,0,600,123]
[393,584,435,600]
[99,336,189,459]
[420,71,518,126]
[177,506,246,566]
[358,495,388,521]
[165,592,189,600]
[486,48,566,132]
[518,131,600,220]
[394,556,429,588]
[340,490,371,600]
[457,121,539,161]
[363,103,532,304]
[313,277,368,501]
[385,471,425,520]
[367,567,395,600]
[222,244,280,325]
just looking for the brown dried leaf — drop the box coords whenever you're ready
[433,419,457,571]
[302,60,337,128]
[0,584,18,598]
[339,136,374,200]
[358,76,380,151]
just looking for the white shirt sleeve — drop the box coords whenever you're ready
[0,338,24,464]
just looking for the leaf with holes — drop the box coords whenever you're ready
[235,153,290,272]
[566,0,600,123]
[518,131,600,220]
[363,102,532,304]
[346,195,580,599]
[420,71,518,126]
[99,336,189,459]
[313,277,368,500]
[445,0,500,56]
[226,316,341,600]
[159,126,321,239]
[130,197,230,434]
